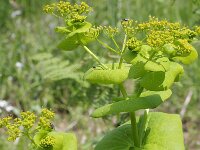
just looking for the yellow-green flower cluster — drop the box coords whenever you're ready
[122,16,199,57]
[6,123,21,141]
[0,116,12,128]
[121,19,136,36]
[137,16,169,31]
[85,26,103,38]
[40,136,55,148]
[195,26,200,36]
[0,116,22,141]
[174,39,193,56]
[147,30,174,48]
[0,108,55,145]
[103,26,119,37]
[43,1,92,23]
[172,28,197,39]
[38,108,55,130]
[126,37,142,51]
[21,111,36,129]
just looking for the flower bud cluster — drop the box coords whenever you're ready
[40,135,55,148]
[123,16,199,56]
[0,116,12,127]
[121,19,136,36]
[43,1,92,23]
[126,37,142,51]
[38,108,55,130]
[195,26,200,36]
[103,26,119,37]
[21,111,36,129]
[174,39,193,56]
[147,30,174,48]
[6,123,21,141]
[0,108,55,143]
[85,26,103,38]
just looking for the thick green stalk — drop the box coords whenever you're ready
[119,83,140,147]
[130,112,140,147]
[82,45,108,69]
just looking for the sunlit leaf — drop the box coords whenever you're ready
[95,112,184,150]
[91,90,172,118]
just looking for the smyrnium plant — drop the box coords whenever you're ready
[43,1,199,150]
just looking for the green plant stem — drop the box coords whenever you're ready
[118,34,127,69]
[82,45,108,69]
[130,112,140,147]
[22,131,37,147]
[119,83,127,97]
[96,38,119,54]
[119,83,140,147]
[111,37,120,50]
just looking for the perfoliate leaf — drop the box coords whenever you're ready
[128,62,146,79]
[143,113,184,150]
[172,46,198,64]
[55,27,71,34]
[122,50,138,63]
[91,90,172,118]
[95,112,184,150]
[84,63,130,84]
[58,34,79,51]
[66,22,92,38]
[144,57,170,72]
[34,131,77,150]
[48,132,77,150]
[140,62,184,91]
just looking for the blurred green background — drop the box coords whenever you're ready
[0,0,200,149]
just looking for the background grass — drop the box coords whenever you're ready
[0,0,200,149]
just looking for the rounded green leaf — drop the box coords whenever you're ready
[144,57,170,72]
[84,63,130,84]
[34,131,77,150]
[58,34,79,51]
[140,62,184,91]
[34,130,49,146]
[128,62,146,79]
[66,22,92,38]
[143,112,185,150]
[91,90,172,118]
[122,50,138,63]
[95,112,184,150]
[48,132,77,150]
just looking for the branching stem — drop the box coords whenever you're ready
[82,45,108,69]
[96,39,119,54]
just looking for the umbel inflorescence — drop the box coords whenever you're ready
[43,1,199,66]
[0,108,55,148]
